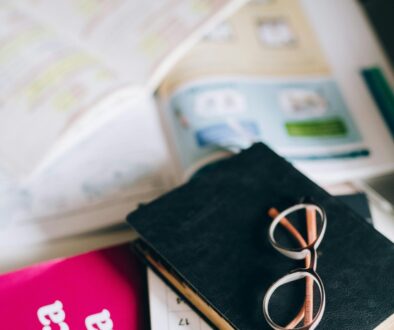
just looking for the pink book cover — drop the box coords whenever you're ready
[0,244,147,330]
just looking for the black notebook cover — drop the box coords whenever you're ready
[127,143,394,329]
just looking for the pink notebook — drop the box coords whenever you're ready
[0,244,146,330]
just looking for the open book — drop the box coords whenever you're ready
[1,0,394,245]
[0,0,247,178]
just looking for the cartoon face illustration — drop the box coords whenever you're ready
[257,18,296,47]
[194,89,246,118]
[279,89,328,117]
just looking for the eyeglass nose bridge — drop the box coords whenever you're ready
[299,247,318,272]
[271,245,318,271]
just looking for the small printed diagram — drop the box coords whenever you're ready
[256,17,297,47]
[173,88,247,131]
[192,89,259,147]
[279,89,328,117]
[204,22,234,42]
[194,89,246,118]
[279,88,347,137]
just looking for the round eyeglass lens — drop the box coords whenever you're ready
[269,204,326,254]
[263,271,325,330]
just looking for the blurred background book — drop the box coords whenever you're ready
[0,0,393,252]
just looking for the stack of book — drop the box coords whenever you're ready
[0,0,394,329]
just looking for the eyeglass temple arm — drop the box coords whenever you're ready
[268,207,317,328]
[305,208,317,325]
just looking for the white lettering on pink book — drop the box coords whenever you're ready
[37,301,114,330]
[37,300,69,330]
[85,309,113,330]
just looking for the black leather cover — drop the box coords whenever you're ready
[127,143,394,330]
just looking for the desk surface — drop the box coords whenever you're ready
[0,226,136,274]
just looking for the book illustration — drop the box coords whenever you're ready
[165,78,365,172]
[194,89,247,118]
[256,17,297,47]
[279,89,327,118]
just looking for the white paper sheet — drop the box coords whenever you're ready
[0,95,172,245]
[147,269,213,330]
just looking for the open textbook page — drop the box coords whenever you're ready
[158,0,394,184]
[19,0,248,88]
[0,2,133,177]
[0,0,247,178]
[0,94,173,246]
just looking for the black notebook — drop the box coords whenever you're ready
[127,143,394,329]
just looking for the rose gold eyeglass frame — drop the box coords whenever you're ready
[262,203,327,330]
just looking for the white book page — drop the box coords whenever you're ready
[0,3,131,177]
[0,94,174,245]
[1,0,247,178]
[147,269,212,330]
[19,0,248,88]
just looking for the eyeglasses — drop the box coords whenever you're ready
[263,203,327,330]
